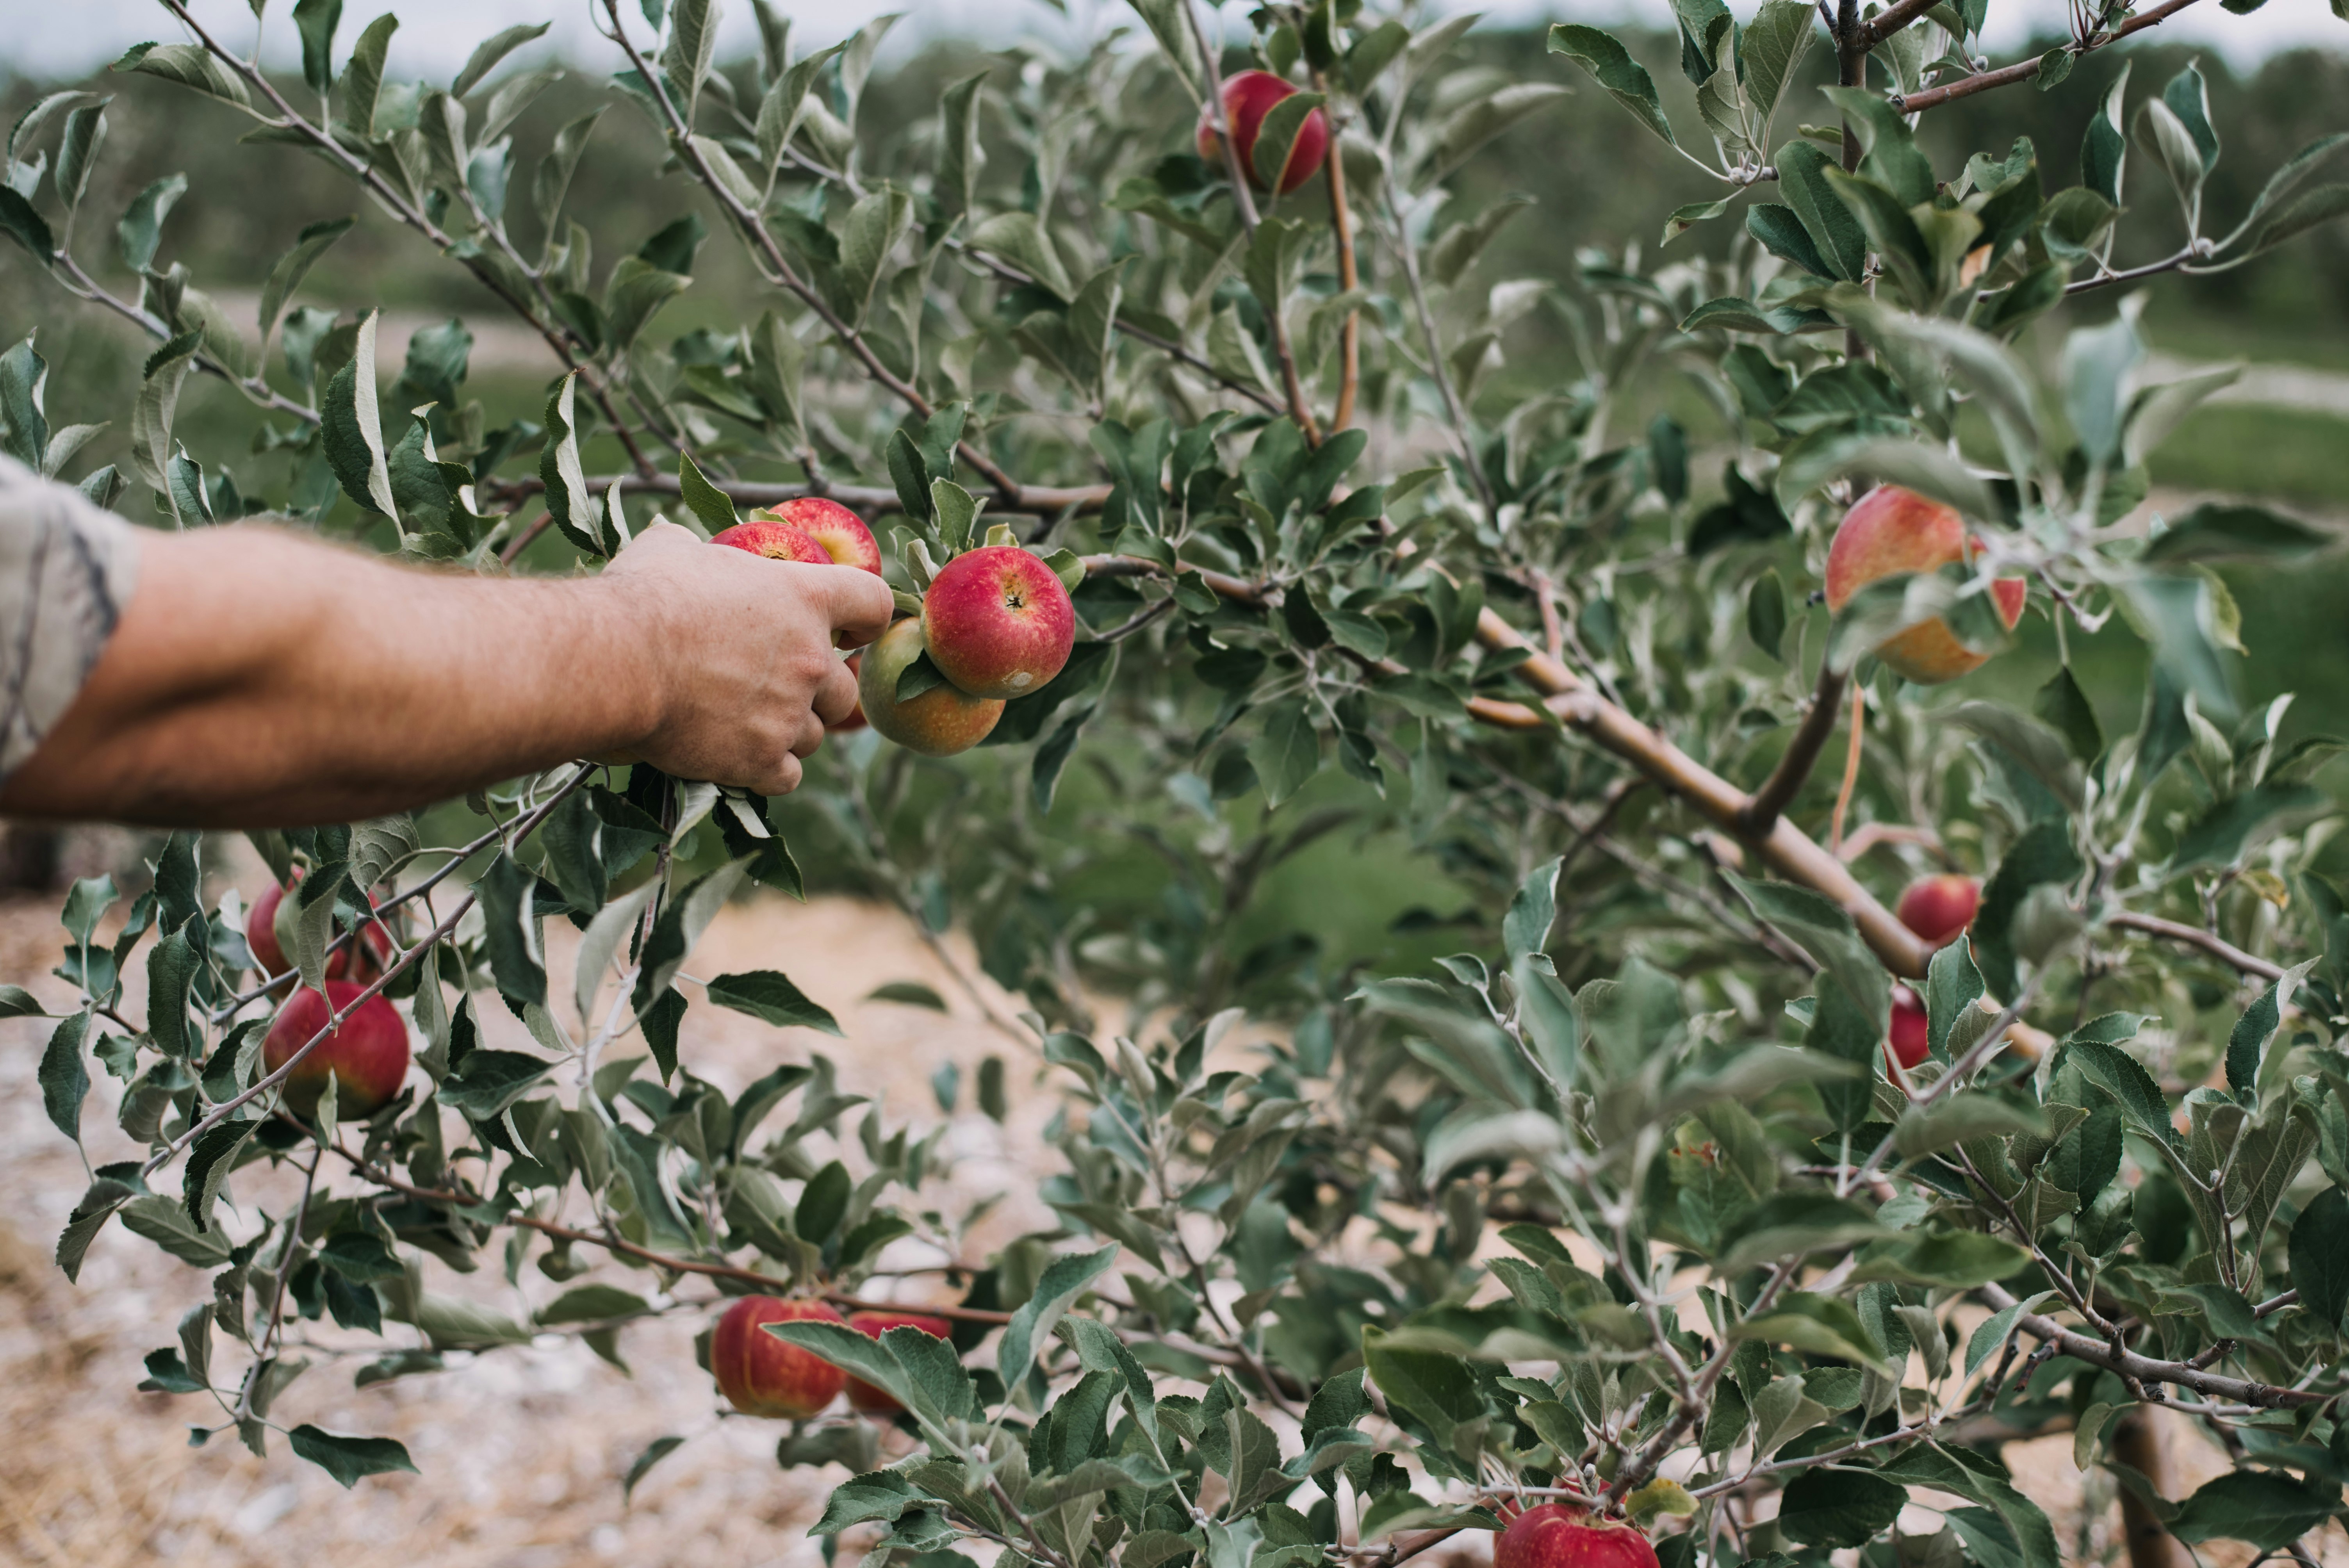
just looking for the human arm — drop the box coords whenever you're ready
[0,518,895,828]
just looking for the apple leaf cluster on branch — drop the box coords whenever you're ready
[9,0,2349,1562]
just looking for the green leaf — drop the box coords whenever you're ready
[115,43,252,110]
[2169,1470,2340,1551]
[1718,1192,1888,1274]
[321,310,396,518]
[1850,1227,2031,1288]
[675,451,738,534]
[182,1120,257,1233]
[2288,1185,2349,1332]
[1774,141,1868,281]
[2065,1040,2176,1149]
[38,1011,89,1144]
[437,1049,555,1119]
[1547,26,1674,146]
[996,1243,1119,1391]
[116,171,186,273]
[705,971,842,1035]
[1723,872,1888,1024]
[2173,783,2327,871]
[622,1435,684,1502]
[1775,1467,1905,1549]
[602,257,690,353]
[2142,502,2335,564]
[970,210,1071,299]
[288,1425,419,1488]
[1964,1290,2056,1378]
[1741,0,1820,132]
[1252,89,1328,191]
[1248,700,1320,809]
[1361,1326,1485,1445]
[257,217,355,348]
[1503,857,1561,965]
[453,21,549,98]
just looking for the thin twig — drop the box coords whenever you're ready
[1311,68,1361,433]
[1893,0,2207,113]
[1829,680,1866,855]
[1734,663,1850,840]
[2105,911,2287,982]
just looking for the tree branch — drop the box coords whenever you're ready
[1980,1282,2330,1409]
[1733,663,1850,839]
[2105,911,2288,982]
[1180,0,1320,444]
[1311,68,1362,434]
[1892,0,2208,113]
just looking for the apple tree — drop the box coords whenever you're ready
[8,0,2349,1563]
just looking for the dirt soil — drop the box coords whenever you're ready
[0,882,2333,1566]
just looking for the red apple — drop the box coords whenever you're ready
[262,980,410,1117]
[859,618,1003,755]
[1197,69,1330,195]
[1896,873,1980,949]
[711,1296,848,1418]
[844,1310,952,1414]
[247,873,394,982]
[710,519,832,565]
[750,498,884,575]
[1824,486,2027,685]
[1887,982,1930,1071]
[921,545,1075,700]
[1495,1502,1658,1568]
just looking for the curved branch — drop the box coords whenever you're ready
[1893,0,2207,114]
[2105,910,2288,982]
[1734,663,1851,839]
[1981,1282,2329,1409]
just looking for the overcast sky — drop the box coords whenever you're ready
[9,0,2344,85]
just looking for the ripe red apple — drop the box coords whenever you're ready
[859,618,1004,755]
[921,545,1075,700]
[1896,873,1980,949]
[750,498,884,575]
[844,1309,952,1414]
[1495,1502,1658,1568]
[1824,486,2027,685]
[710,519,831,565]
[1197,69,1330,195]
[1887,982,1930,1071]
[711,1296,848,1418]
[262,981,410,1117]
[246,873,393,982]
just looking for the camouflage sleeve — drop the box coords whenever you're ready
[0,456,143,784]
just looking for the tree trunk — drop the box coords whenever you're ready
[2110,1406,2190,1568]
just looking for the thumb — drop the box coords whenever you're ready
[823,568,898,649]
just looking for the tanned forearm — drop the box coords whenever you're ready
[0,521,889,827]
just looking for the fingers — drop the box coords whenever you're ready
[811,654,861,728]
[761,752,805,796]
[819,566,897,650]
[789,708,827,761]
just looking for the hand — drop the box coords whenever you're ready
[601,522,895,795]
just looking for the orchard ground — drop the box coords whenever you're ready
[0,871,2332,1568]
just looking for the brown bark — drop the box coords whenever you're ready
[2109,1407,2191,1568]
